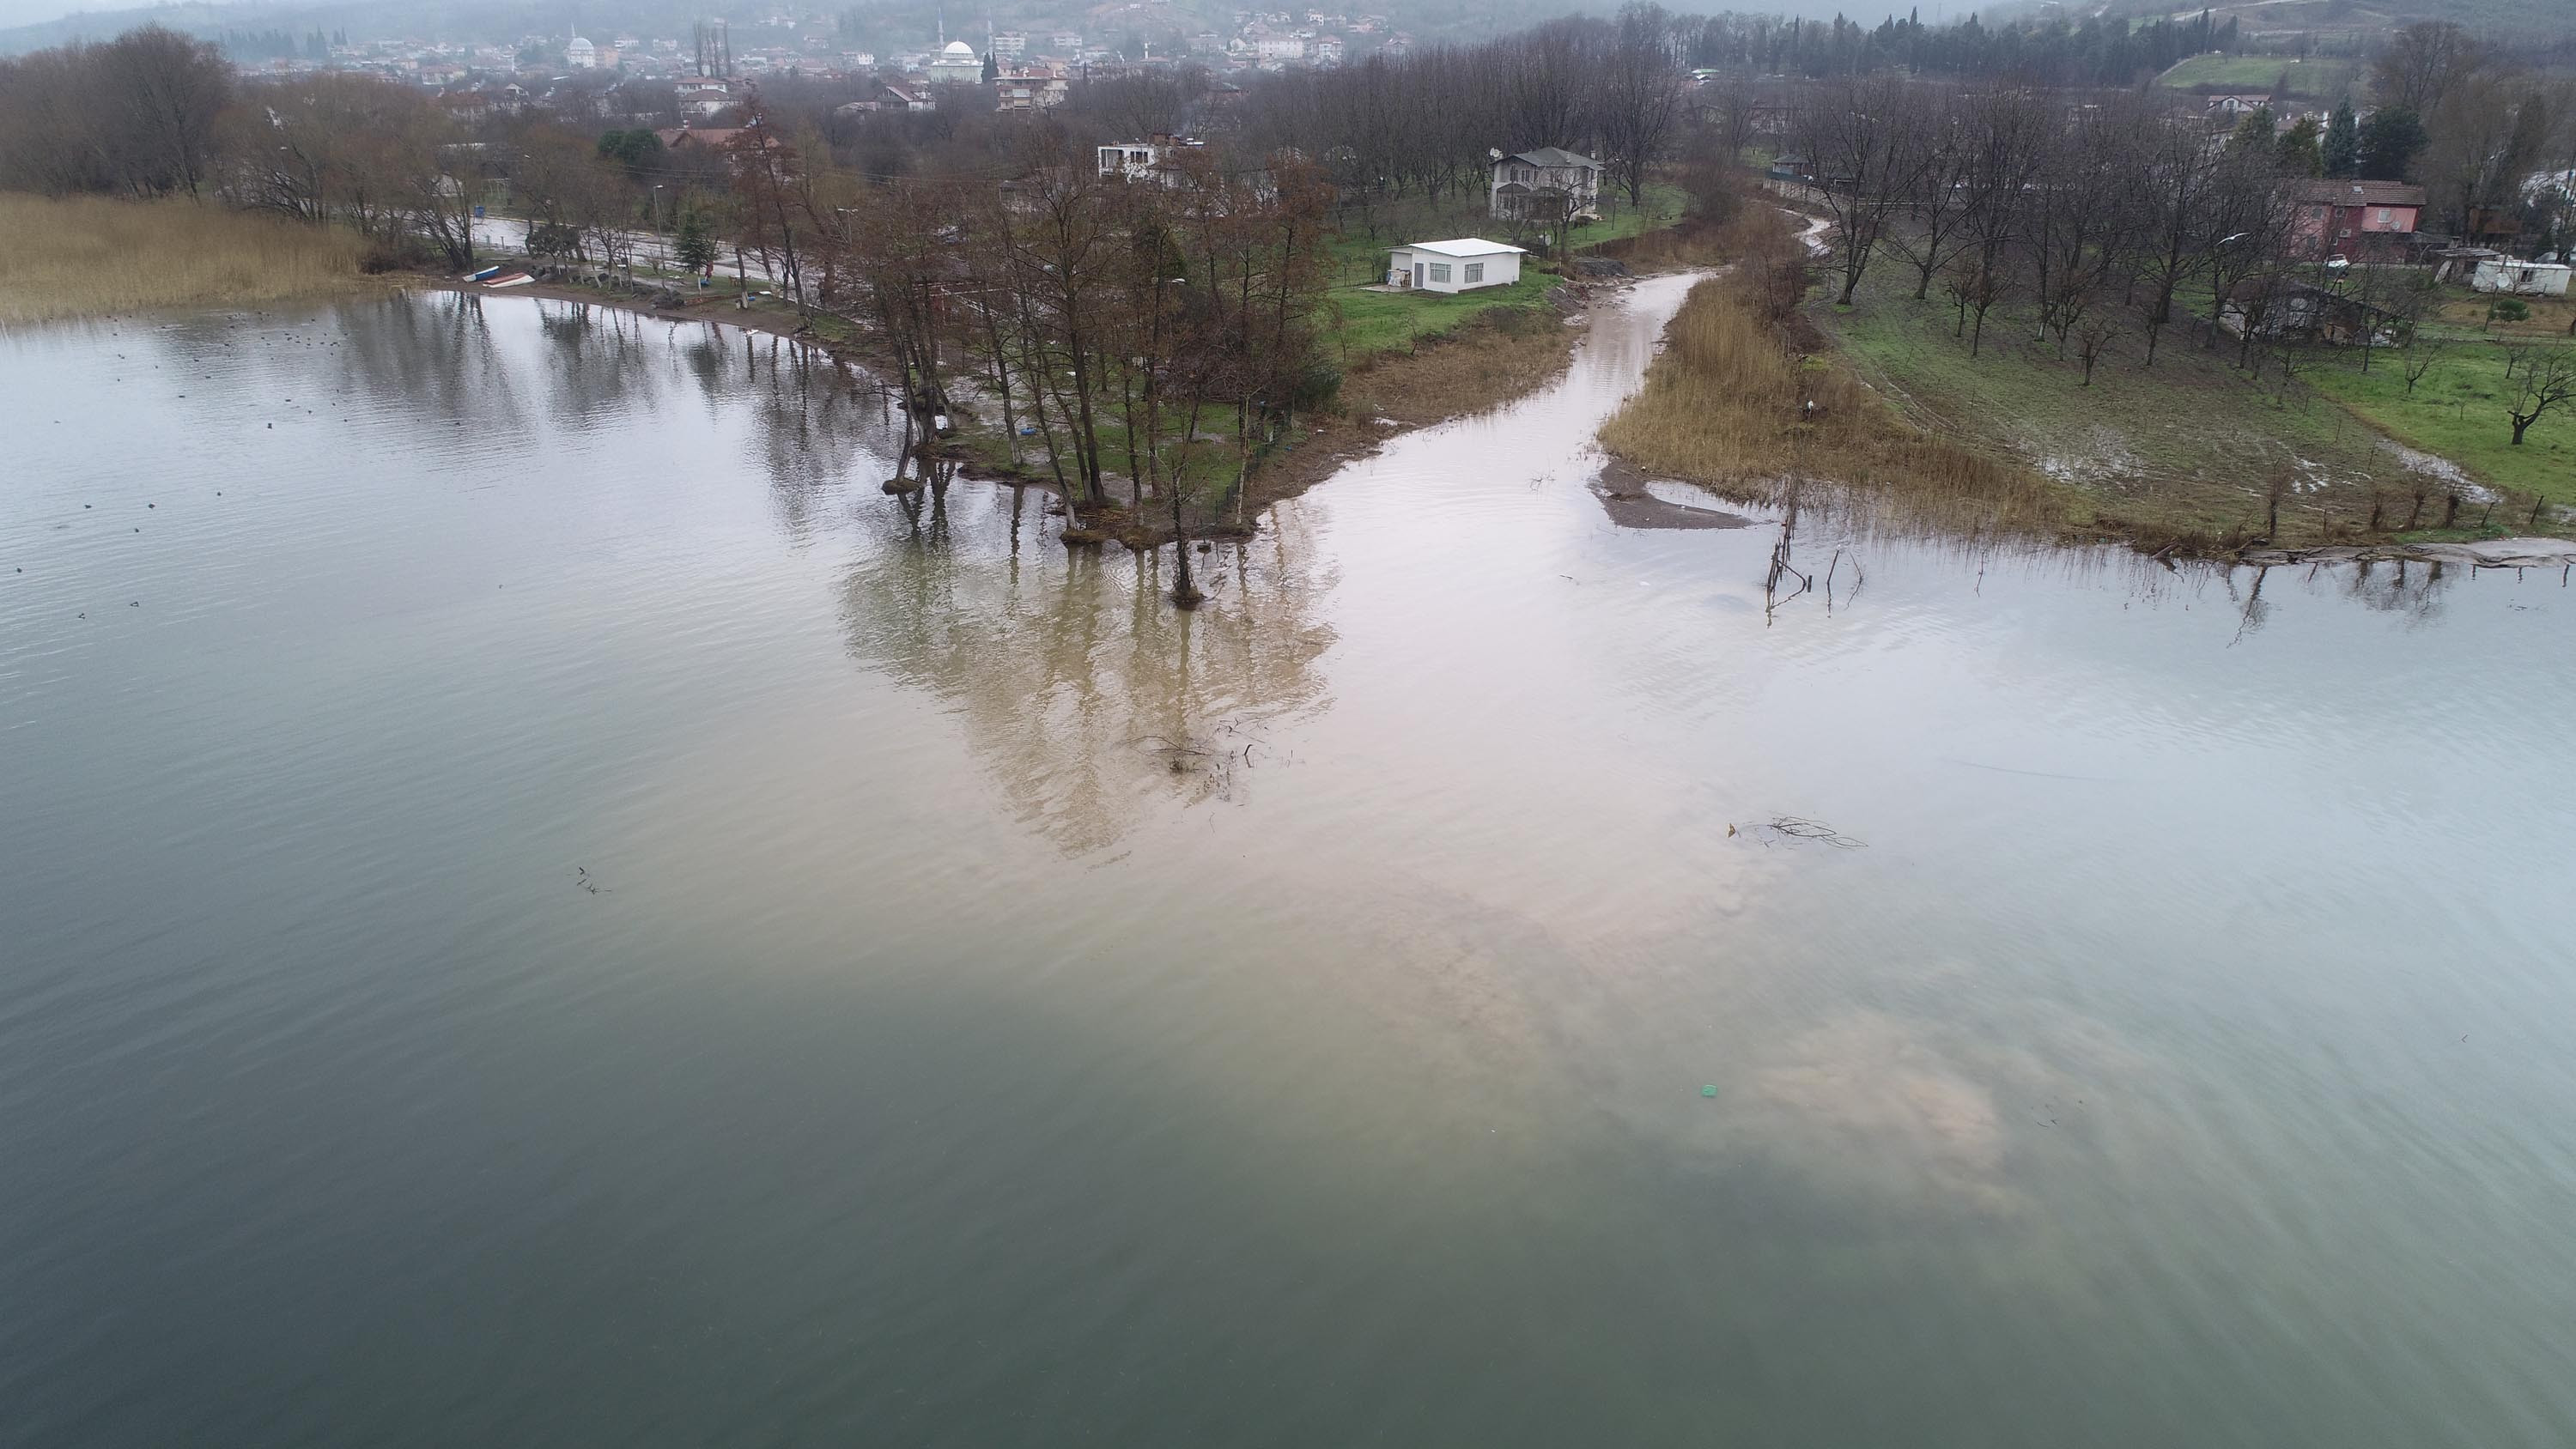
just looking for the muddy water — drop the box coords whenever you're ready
[5,281,2574,1448]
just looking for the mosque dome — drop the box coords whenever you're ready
[943,39,975,55]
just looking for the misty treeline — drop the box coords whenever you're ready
[813,5,1692,235]
[1680,7,2243,88]
[2368,22,2575,248]
[0,27,481,266]
[0,27,232,200]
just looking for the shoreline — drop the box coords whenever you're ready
[415,276,817,341]
[422,268,1608,543]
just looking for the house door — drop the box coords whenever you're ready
[1413,263,1425,288]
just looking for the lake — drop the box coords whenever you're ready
[5,278,2573,1446]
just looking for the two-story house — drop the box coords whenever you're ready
[2292,179,2425,261]
[1489,148,1602,223]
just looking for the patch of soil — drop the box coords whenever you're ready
[1590,459,1759,530]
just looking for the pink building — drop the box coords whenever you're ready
[2293,179,2425,260]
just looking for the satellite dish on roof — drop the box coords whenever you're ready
[1488,148,1503,161]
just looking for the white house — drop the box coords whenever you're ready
[2471,257,2573,297]
[1490,147,1601,222]
[1387,238,1525,294]
[1098,135,1202,184]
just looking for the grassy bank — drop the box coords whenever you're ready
[1595,202,2574,551]
[2307,345,2575,508]
[0,193,370,326]
[1328,270,1561,363]
[1818,290,2436,542]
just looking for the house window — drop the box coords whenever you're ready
[1464,262,1485,283]
[2374,208,2390,225]
[1428,263,1452,282]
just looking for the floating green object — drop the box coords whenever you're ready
[1700,1084,1718,1098]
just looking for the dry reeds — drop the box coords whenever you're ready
[0,193,370,327]
[1601,210,2076,541]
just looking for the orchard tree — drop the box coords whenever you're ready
[2505,349,2573,446]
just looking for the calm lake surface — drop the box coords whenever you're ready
[5,278,2574,1447]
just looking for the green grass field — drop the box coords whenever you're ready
[1325,270,1560,364]
[2155,54,2356,97]
[2307,344,2576,508]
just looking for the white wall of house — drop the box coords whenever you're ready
[1386,244,1522,294]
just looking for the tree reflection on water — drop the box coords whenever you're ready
[838,484,1337,855]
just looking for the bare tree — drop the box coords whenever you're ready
[2372,21,2485,118]
[1880,85,1974,301]
[1595,3,1686,210]
[2025,102,2142,356]
[94,26,231,197]
[2506,349,2575,445]
[1947,87,2049,355]
[2402,338,2445,395]
[2073,311,2121,385]
[2132,112,2223,366]
[1795,74,1929,306]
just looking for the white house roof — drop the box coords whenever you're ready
[1504,147,1599,170]
[1397,237,1526,258]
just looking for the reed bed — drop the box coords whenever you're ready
[0,194,369,327]
[1601,218,2080,543]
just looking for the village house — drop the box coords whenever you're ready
[2291,179,2424,261]
[2221,277,2400,346]
[837,82,935,114]
[653,125,753,154]
[1097,135,1204,185]
[1386,237,1524,293]
[2204,93,2271,119]
[677,77,734,118]
[1489,147,1601,222]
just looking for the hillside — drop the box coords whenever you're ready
[2154,53,2358,97]
[2099,0,2572,41]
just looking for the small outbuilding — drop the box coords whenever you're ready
[1386,238,1525,294]
[2470,257,2573,297]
